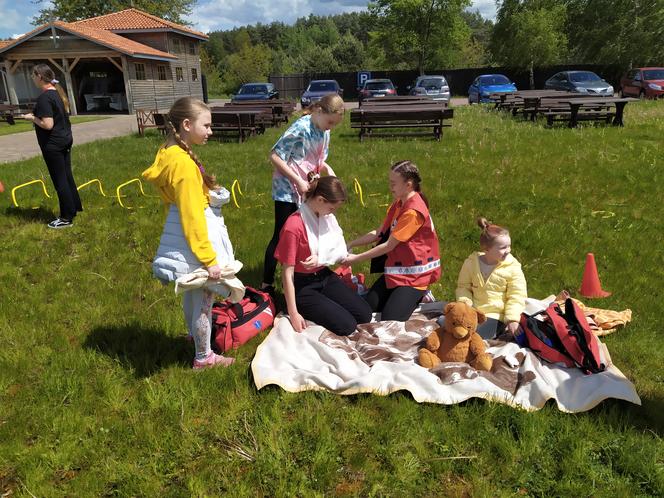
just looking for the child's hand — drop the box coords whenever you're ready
[295,178,310,195]
[505,321,520,336]
[290,312,307,332]
[206,264,222,280]
[300,255,319,270]
[340,253,358,267]
[22,113,35,122]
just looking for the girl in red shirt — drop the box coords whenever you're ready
[275,176,372,335]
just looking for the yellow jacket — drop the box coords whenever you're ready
[455,252,527,323]
[142,145,217,267]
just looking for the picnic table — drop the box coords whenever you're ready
[0,104,19,125]
[350,104,454,141]
[359,95,432,106]
[554,97,637,127]
[210,109,265,142]
[219,102,290,127]
[360,99,448,108]
[136,109,168,136]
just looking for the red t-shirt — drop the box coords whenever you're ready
[274,212,326,274]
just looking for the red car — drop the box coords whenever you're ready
[620,67,664,99]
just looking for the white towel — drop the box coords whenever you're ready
[174,260,245,302]
[299,202,348,266]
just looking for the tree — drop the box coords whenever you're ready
[332,32,366,71]
[199,45,223,96]
[32,0,197,25]
[221,43,273,93]
[368,0,471,73]
[491,0,568,88]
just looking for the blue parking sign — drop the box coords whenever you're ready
[357,71,371,88]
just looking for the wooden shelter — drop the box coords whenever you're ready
[0,8,207,115]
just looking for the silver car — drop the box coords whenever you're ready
[408,75,451,102]
[544,71,614,96]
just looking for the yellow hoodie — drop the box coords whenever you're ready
[142,145,217,267]
[455,252,527,323]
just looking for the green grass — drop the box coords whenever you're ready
[1,103,663,496]
[0,116,108,137]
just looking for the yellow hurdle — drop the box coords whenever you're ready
[353,178,366,207]
[231,179,244,208]
[11,179,51,208]
[77,178,107,196]
[116,178,150,209]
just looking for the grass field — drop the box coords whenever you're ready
[1,102,663,496]
[0,116,108,137]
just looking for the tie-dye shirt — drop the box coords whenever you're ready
[271,114,330,204]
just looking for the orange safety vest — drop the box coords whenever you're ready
[379,193,441,289]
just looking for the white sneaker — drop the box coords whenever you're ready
[47,218,73,229]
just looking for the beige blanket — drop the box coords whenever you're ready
[251,308,640,413]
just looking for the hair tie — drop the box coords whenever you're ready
[309,173,320,182]
[51,79,59,85]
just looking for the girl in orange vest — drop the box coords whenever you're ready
[343,160,441,321]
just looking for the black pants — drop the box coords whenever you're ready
[294,269,373,336]
[42,143,82,220]
[364,274,426,322]
[263,200,298,285]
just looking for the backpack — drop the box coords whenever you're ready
[519,297,605,374]
[211,287,276,353]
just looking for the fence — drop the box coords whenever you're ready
[270,64,627,100]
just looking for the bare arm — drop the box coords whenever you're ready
[23,113,54,130]
[346,229,380,251]
[343,235,400,266]
[282,264,307,332]
[269,150,309,195]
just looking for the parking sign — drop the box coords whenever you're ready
[357,71,371,88]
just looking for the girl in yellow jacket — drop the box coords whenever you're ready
[143,97,236,370]
[455,217,527,339]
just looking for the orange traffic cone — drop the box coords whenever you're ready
[579,252,611,298]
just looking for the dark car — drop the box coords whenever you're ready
[620,67,664,99]
[544,71,614,96]
[408,75,450,102]
[358,78,396,102]
[468,74,517,104]
[300,80,343,108]
[231,82,278,102]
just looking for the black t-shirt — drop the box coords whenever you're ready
[33,89,72,151]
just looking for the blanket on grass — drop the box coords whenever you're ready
[251,308,640,413]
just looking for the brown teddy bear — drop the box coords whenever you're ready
[418,301,493,371]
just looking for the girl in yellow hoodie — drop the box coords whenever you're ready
[455,217,527,340]
[142,97,236,370]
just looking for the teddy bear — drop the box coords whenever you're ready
[418,301,493,371]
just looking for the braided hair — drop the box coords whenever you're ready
[164,97,217,190]
[391,160,429,206]
[477,217,510,250]
[305,172,347,203]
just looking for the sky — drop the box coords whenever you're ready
[0,0,497,40]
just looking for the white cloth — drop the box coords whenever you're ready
[299,202,347,266]
[152,205,234,283]
[174,261,245,302]
[251,309,641,413]
[208,187,230,217]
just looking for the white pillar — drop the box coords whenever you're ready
[62,57,77,115]
[3,61,19,105]
[121,55,134,114]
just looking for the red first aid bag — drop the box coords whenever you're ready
[211,287,276,353]
[334,266,367,295]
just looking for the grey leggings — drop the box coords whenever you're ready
[182,287,215,360]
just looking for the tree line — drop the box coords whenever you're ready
[30,0,664,95]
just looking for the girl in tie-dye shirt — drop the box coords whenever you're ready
[261,94,345,293]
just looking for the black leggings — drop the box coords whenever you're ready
[294,269,373,336]
[364,275,426,321]
[42,144,82,220]
[263,200,298,285]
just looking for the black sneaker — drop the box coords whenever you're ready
[47,218,73,229]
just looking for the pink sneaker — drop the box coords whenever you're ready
[192,352,235,370]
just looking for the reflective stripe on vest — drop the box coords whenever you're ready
[384,259,441,275]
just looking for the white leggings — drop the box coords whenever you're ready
[182,288,215,360]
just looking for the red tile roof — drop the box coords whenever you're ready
[74,8,207,40]
[0,40,11,48]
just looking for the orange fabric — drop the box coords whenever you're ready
[387,208,425,242]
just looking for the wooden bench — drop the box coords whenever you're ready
[224,99,296,122]
[359,95,431,107]
[219,104,285,127]
[350,106,454,141]
[545,98,636,127]
[0,104,19,125]
[136,109,167,136]
[210,110,263,143]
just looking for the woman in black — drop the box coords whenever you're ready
[23,64,82,228]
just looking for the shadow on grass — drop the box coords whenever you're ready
[4,206,55,223]
[83,323,192,378]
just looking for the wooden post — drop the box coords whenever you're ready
[121,55,134,114]
[3,61,19,105]
[62,57,77,116]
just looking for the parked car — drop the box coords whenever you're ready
[544,71,614,96]
[619,67,664,99]
[408,75,450,102]
[468,74,517,104]
[232,82,278,102]
[300,80,343,107]
[358,78,396,102]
